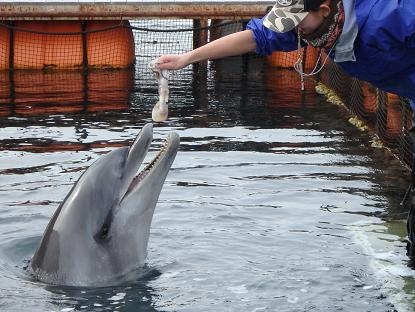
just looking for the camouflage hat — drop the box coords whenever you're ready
[264,0,315,33]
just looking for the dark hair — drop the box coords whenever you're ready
[304,0,325,11]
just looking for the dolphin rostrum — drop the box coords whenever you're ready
[30,123,179,286]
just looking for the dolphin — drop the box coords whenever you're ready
[29,123,179,286]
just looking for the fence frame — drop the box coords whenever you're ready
[0,2,273,20]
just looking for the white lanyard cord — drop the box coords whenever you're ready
[293,32,337,90]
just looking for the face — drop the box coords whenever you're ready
[296,2,332,39]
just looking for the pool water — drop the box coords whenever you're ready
[0,56,413,312]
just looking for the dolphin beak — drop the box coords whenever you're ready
[121,130,180,202]
[118,123,153,198]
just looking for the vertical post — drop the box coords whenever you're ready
[8,21,14,71]
[81,21,89,110]
[241,21,249,74]
[209,19,221,42]
[193,18,209,73]
[192,18,209,49]
[192,18,209,108]
[8,22,15,109]
[81,21,88,71]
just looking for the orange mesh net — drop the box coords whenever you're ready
[0,20,134,70]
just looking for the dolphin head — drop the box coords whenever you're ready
[30,124,179,286]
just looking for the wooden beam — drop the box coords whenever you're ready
[0,2,273,20]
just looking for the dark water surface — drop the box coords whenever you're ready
[0,57,414,311]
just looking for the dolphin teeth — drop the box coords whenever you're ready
[125,136,170,195]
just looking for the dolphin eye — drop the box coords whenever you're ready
[95,210,113,242]
[101,225,109,237]
[94,223,111,242]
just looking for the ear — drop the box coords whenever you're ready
[319,4,331,18]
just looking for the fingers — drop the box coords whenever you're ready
[156,55,176,70]
[156,54,187,70]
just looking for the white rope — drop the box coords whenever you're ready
[293,32,338,90]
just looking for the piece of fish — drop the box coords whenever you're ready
[148,59,170,122]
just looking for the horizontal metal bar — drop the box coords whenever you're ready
[0,2,273,20]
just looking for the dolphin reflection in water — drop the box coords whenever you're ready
[29,124,180,286]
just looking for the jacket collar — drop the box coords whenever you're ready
[333,0,358,62]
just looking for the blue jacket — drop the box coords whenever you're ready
[247,0,415,104]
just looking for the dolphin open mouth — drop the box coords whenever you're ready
[135,137,171,182]
[125,132,179,196]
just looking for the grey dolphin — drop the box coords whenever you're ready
[30,123,179,286]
